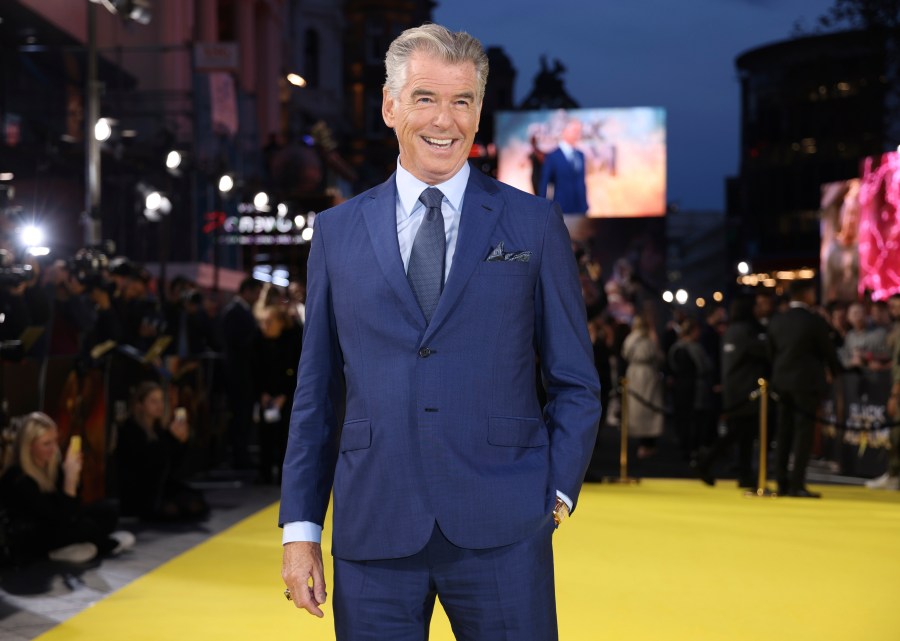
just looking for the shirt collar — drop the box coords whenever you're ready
[558,141,575,157]
[395,158,470,218]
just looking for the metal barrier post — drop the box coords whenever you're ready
[606,377,639,484]
[745,378,776,498]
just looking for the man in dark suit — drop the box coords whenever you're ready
[220,277,262,469]
[767,279,840,497]
[280,24,601,640]
[538,117,589,214]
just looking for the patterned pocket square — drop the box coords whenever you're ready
[486,241,532,263]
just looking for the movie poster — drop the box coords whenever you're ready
[496,107,666,217]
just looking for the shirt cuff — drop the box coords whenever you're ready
[282,521,322,545]
[556,490,573,511]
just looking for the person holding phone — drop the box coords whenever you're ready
[114,382,207,521]
[0,412,133,563]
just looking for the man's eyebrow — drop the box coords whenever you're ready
[409,88,476,101]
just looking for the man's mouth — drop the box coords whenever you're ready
[422,136,454,150]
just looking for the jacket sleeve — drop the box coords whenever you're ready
[534,203,602,513]
[278,217,344,528]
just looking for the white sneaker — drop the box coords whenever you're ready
[109,530,136,555]
[48,542,98,563]
[866,473,900,490]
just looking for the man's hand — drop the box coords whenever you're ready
[282,541,327,617]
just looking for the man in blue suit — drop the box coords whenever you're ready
[538,118,590,214]
[280,24,601,640]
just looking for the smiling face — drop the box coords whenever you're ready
[382,51,481,185]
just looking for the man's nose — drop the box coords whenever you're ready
[432,103,452,128]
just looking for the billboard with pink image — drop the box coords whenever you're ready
[495,107,666,217]
[858,152,900,300]
[820,178,860,304]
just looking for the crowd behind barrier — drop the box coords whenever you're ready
[0,246,307,567]
[603,291,900,486]
[1,237,897,569]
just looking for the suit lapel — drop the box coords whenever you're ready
[361,176,424,325]
[424,170,501,341]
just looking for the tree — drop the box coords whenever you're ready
[818,0,900,30]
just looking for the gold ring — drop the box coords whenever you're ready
[284,588,292,601]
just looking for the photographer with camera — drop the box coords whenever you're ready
[57,249,122,361]
[0,249,34,348]
[109,260,165,354]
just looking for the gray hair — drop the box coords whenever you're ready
[384,23,489,103]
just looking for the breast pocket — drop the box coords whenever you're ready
[476,260,531,277]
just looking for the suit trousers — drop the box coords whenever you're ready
[706,412,757,485]
[775,389,819,491]
[333,519,558,641]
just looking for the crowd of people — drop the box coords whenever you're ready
[606,282,900,495]
[1,239,897,570]
[0,248,307,566]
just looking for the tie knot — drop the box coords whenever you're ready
[418,187,444,210]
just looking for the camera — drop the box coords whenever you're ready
[68,247,112,291]
[0,249,33,288]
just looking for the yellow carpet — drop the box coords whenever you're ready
[35,480,900,641]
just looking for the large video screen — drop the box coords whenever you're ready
[820,178,861,304]
[858,152,900,300]
[496,108,666,217]
[820,151,900,302]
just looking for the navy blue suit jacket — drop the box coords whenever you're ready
[280,168,601,561]
[538,148,589,214]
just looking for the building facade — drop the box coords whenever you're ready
[1,0,345,276]
[728,29,890,274]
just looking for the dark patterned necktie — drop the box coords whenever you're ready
[407,187,446,322]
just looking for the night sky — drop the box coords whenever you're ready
[434,0,836,212]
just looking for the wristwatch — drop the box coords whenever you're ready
[552,497,570,526]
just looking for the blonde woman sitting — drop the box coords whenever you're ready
[0,412,133,564]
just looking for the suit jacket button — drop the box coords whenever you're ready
[418,347,432,358]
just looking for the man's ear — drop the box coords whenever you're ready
[382,88,395,128]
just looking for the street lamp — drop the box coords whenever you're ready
[218,174,234,194]
[94,118,113,142]
[675,289,689,305]
[286,73,307,88]
[165,150,183,171]
[91,0,152,24]
[84,0,151,245]
[253,191,269,210]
